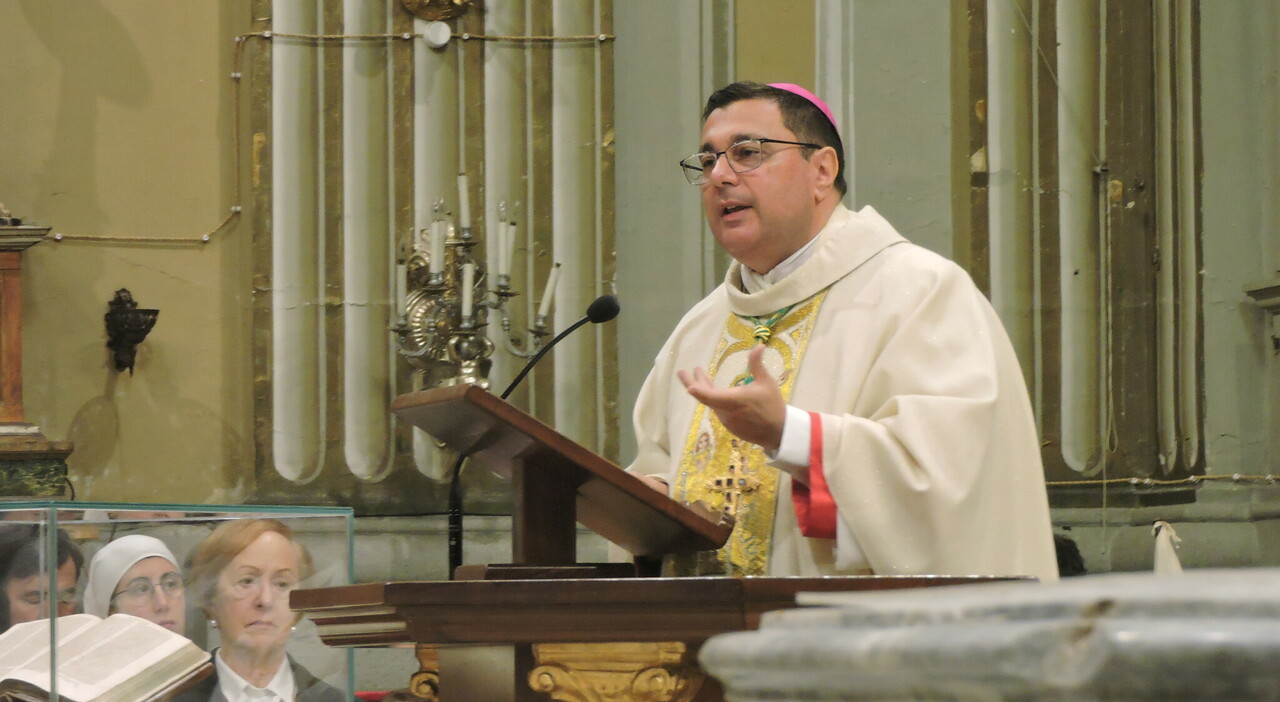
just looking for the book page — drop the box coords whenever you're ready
[0,615,101,675]
[0,681,49,702]
[6,614,202,702]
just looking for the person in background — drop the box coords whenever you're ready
[0,524,84,632]
[83,534,187,634]
[1054,532,1087,577]
[175,518,342,702]
[626,81,1058,580]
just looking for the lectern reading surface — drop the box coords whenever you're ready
[391,385,732,570]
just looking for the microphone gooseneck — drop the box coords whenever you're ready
[500,294,620,400]
[447,294,620,579]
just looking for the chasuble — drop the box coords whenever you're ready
[627,204,1059,581]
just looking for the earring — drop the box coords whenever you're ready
[208,619,219,629]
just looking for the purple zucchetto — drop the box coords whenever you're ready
[768,82,839,135]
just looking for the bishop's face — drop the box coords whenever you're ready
[698,98,826,274]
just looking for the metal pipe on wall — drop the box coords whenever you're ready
[484,0,527,391]
[342,0,393,480]
[551,0,601,449]
[1174,0,1200,467]
[410,13,460,480]
[271,0,324,482]
[814,1,854,209]
[1056,0,1102,475]
[256,0,619,494]
[985,0,1036,374]
[1152,1,1177,471]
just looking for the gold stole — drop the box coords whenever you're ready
[671,291,828,575]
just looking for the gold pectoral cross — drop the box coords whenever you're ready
[705,444,762,519]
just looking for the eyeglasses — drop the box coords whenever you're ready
[679,138,823,185]
[19,589,79,607]
[111,573,185,602]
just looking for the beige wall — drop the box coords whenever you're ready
[2,0,251,502]
[735,0,815,87]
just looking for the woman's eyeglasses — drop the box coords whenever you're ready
[111,573,185,602]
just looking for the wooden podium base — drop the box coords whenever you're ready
[415,641,716,702]
[294,576,1013,702]
[529,642,714,702]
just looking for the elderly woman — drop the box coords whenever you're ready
[0,524,84,633]
[83,534,186,634]
[175,519,342,702]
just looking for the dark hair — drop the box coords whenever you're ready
[0,525,85,632]
[702,81,847,196]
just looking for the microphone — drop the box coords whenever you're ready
[447,294,620,578]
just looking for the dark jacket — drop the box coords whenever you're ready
[172,654,346,702]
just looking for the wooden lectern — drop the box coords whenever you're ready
[291,387,1013,701]
[387,384,733,574]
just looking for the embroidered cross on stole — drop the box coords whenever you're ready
[671,290,828,575]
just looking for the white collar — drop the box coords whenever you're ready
[740,231,823,294]
[215,649,296,702]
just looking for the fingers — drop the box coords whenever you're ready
[676,368,694,388]
[679,345,771,405]
[678,366,712,392]
[680,348,767,405]
[746,344,774,386]
[694,366,715,387]
[635,474,669,494]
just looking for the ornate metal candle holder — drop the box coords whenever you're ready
[392,199,553,389]
[104,289,159,374]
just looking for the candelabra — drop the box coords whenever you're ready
[392,177,560,389]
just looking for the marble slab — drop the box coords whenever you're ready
[700,568,1280,701]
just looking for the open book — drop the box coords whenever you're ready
[0,614,211,702]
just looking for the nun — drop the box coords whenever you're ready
[84,534,186,635]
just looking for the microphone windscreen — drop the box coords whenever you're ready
[586,294,620,324]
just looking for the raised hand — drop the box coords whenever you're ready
[676,344,786,453]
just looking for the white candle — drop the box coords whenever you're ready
[429,221,444,274]
[395,263,407,313]
[457,174,471,229]
[493,223,508,278]
[538,262,561,319]
[505,221,519,278]
[461,262,475,318]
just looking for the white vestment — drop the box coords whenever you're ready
[627,204,1059,581]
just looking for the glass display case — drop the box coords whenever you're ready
[0,501,354,701]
